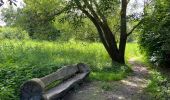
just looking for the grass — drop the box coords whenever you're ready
[143,63,170,99]
[125,42,144,62]
[100,81,113,91]
[0,39,140,99]
[89,62,132,81]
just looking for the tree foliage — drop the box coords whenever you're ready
[139,0,170,66]
[1,0,63,40]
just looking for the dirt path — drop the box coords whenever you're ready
[63,60,151,100]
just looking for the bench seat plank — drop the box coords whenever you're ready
[43,72,88,100]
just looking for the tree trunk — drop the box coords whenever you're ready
[118,0,128,64]
[79,8,121,63]
[85,12,126,64]
[76,0,128,64]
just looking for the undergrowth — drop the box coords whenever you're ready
[0,40,138,99]
[143,62,170,99]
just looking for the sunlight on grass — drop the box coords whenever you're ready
[144,69,170,99]
[90,72,126,81]
[0,39,140,99]
[126,43,144,62]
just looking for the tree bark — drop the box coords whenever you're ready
[119,0,128,64]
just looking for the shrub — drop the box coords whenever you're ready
[0,27,30,40]
[138,0,170,66]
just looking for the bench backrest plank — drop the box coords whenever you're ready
[40,65,79,86]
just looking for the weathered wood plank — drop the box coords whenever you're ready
[43,73,89,100]
[40,65,79,86]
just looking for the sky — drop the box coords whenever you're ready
[0,0,145,26]
[127,0,145,15]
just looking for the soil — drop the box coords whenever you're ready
[62,59,151,100]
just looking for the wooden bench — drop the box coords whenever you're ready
[20,63,90,100]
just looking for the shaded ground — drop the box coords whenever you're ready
[63,59,151,100]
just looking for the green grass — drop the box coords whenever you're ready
[144,63,170,99]
[90,62,132,81]
[125,42,144,62]
[0,39,139,99]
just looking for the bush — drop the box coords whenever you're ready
[139,26,170,66]
[0,27,30,40]
[138,0,170,66]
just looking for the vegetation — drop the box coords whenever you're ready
[0,0,170,99]
[0,39,139,99]
[57,0,144,64]
[144,63,170,99]
[1,0,144,64]
[138,0,170,66]
[137,1,170,98]
[0,27,29,40]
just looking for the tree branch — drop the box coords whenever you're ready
[48,5,70,17]
[74,0,110,49]
[127,19,144,36]
[0,0,17,6]
[127,0,131,4]
[83,0,119,52]
[114,25,120,33]
[0,0,4,6]
[82,0,101,22]
[93,0,107,23]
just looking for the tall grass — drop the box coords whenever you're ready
[125,43,143,61]
[0,39,139,99]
